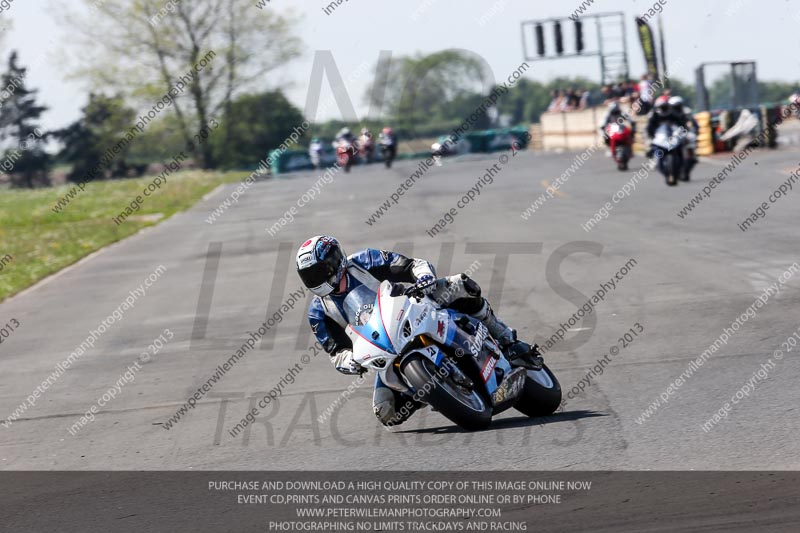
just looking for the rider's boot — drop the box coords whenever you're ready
[472,300,543,370]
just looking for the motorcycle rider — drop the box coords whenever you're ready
[669,96,698,134]
[308,137,325,169]
[333,127,355,147]
[669,96,699,168]
[599,102,636,150]
[379,126,396,147]
[296,236,542,427]
[645,96,683,156]
[358,128,374,162]
[378,126,398,166]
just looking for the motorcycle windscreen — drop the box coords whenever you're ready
[653,124,683,151]
[342,285,395,354]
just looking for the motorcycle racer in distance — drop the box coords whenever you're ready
[378,126,398,168]
[309,137,325,169]
[790,93,800,118]
[379,126,396,145]
[599,102,636,148]
[669,95,699,168]
[333,127,354,147]
[357,128,375,163]
[645,96,682,156]
[669,96,699,135]
[296,236,543,427]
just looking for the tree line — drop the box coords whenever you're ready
[0,1,796,188]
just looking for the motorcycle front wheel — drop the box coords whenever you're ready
[514,364,562,417]
[401,354,492,431]
[661,154,677,186]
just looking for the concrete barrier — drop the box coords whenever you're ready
[541,105,716,156]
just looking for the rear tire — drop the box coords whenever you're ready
[680,162,691,181]
[514,364,562,417]
[401,354,492,431]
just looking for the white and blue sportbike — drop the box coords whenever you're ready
[343,281,561,430]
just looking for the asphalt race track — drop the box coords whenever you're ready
[2,146,799,471]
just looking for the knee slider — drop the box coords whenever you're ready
[373,402,396,425]
[373,388,396,424]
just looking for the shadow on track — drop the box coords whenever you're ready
[392,409,606,435]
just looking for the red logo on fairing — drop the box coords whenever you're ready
[302,239,313,248]
[437,321,445,337]
[481,357,497,382]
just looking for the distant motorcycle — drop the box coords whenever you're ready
[680,130,697,181]
[650,123,686,186]
[605,123,633,171]
[379,136,396,168]
[309,140,325,170]
[357,134,375,164]
[336,139,356,173]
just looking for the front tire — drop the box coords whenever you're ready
[401,355,492,431]
[514,364,562,417]
[663,154,677,186]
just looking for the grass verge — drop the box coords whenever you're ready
[0,170,249,302]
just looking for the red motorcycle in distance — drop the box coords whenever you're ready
[605,123,633,171]
[336,139,356,173]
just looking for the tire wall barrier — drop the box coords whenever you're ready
[695,112,714,156]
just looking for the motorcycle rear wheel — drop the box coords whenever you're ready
[680,163,691,181]
[401,354,492,431]
[514,364,562,417]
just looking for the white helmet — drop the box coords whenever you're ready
[668,96,684,113]
[296,236,347,297]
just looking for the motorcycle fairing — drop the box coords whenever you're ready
[652,123,684,152]
[346,281,516,404]
[439,310,510,396]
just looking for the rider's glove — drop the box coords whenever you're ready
[404,275,439,298]
[332,349,364,375]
